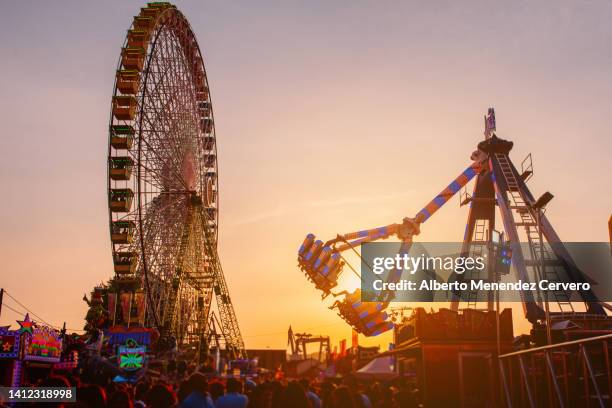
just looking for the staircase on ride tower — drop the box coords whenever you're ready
[462,219,488,309]
[456,149,497,309]
[453,108,605,324]
[493,152,574,314]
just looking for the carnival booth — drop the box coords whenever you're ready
[82,284,159,382]
[5,314,64,386]
[0,327,21,386]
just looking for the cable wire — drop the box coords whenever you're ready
[3,290,52,327]
[2,290,85,332]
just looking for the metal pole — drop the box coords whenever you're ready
[538,210,552,345]
[518,355,536,408]
[581,344,605,408]
[495,240,501,357]
[499,359,513,408]
[494,239,503,406]
[544,351,565,408]
[0,288,3,319]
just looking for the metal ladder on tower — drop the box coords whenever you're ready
[465,220,488,309]
[494,153,574,313]
[522,214,574,313]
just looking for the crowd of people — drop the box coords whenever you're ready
[4,364,423,408]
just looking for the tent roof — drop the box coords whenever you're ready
[355,356,397,380]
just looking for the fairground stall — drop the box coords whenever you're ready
[0,327,21,387]
[12,314,63,386]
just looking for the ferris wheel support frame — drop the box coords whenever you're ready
[106,2,245,357]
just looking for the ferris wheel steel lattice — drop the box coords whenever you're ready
[107,2,245,357]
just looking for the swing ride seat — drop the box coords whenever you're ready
[297,234,344,296]
[334,289,394,336]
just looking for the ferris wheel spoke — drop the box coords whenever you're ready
[139,112,191,191]
[141,86,187,168]
[140,198,187,278]
[136,161,175,192]
[146,33,195,164]
[138,130,190,192]
[137,47,191,191]
[133,193,190,259]
[162,32,202,178]
[139,84,194,191]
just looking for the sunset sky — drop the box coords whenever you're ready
[0,1,611,350]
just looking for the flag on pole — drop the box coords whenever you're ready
[120,292,132,325]
[108,293,117,325]
[134,291,146,325]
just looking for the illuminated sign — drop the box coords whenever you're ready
[118,339,145,371]
[0,327,20,359]
[24,325,62,363]
[106,327,152,345]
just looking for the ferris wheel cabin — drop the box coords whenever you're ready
[109,189,134,212]
[113,251,137,275]
[203,136,215,151]
[204,155,216,168]
[115,70,141,95]
[121,47,145,71]
[109,157,134,180]
[110,125,134,150]
[111,221,136,244]
[198,101,211,117]
[201,118,213,134]
[112,96,137,121]
[127,30,149,49]
[133,16,154,31]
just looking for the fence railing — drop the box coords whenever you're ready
[499,333,612,408]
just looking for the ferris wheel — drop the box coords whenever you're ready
[107,2,244,356]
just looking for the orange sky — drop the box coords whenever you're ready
[0,1,611,350]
